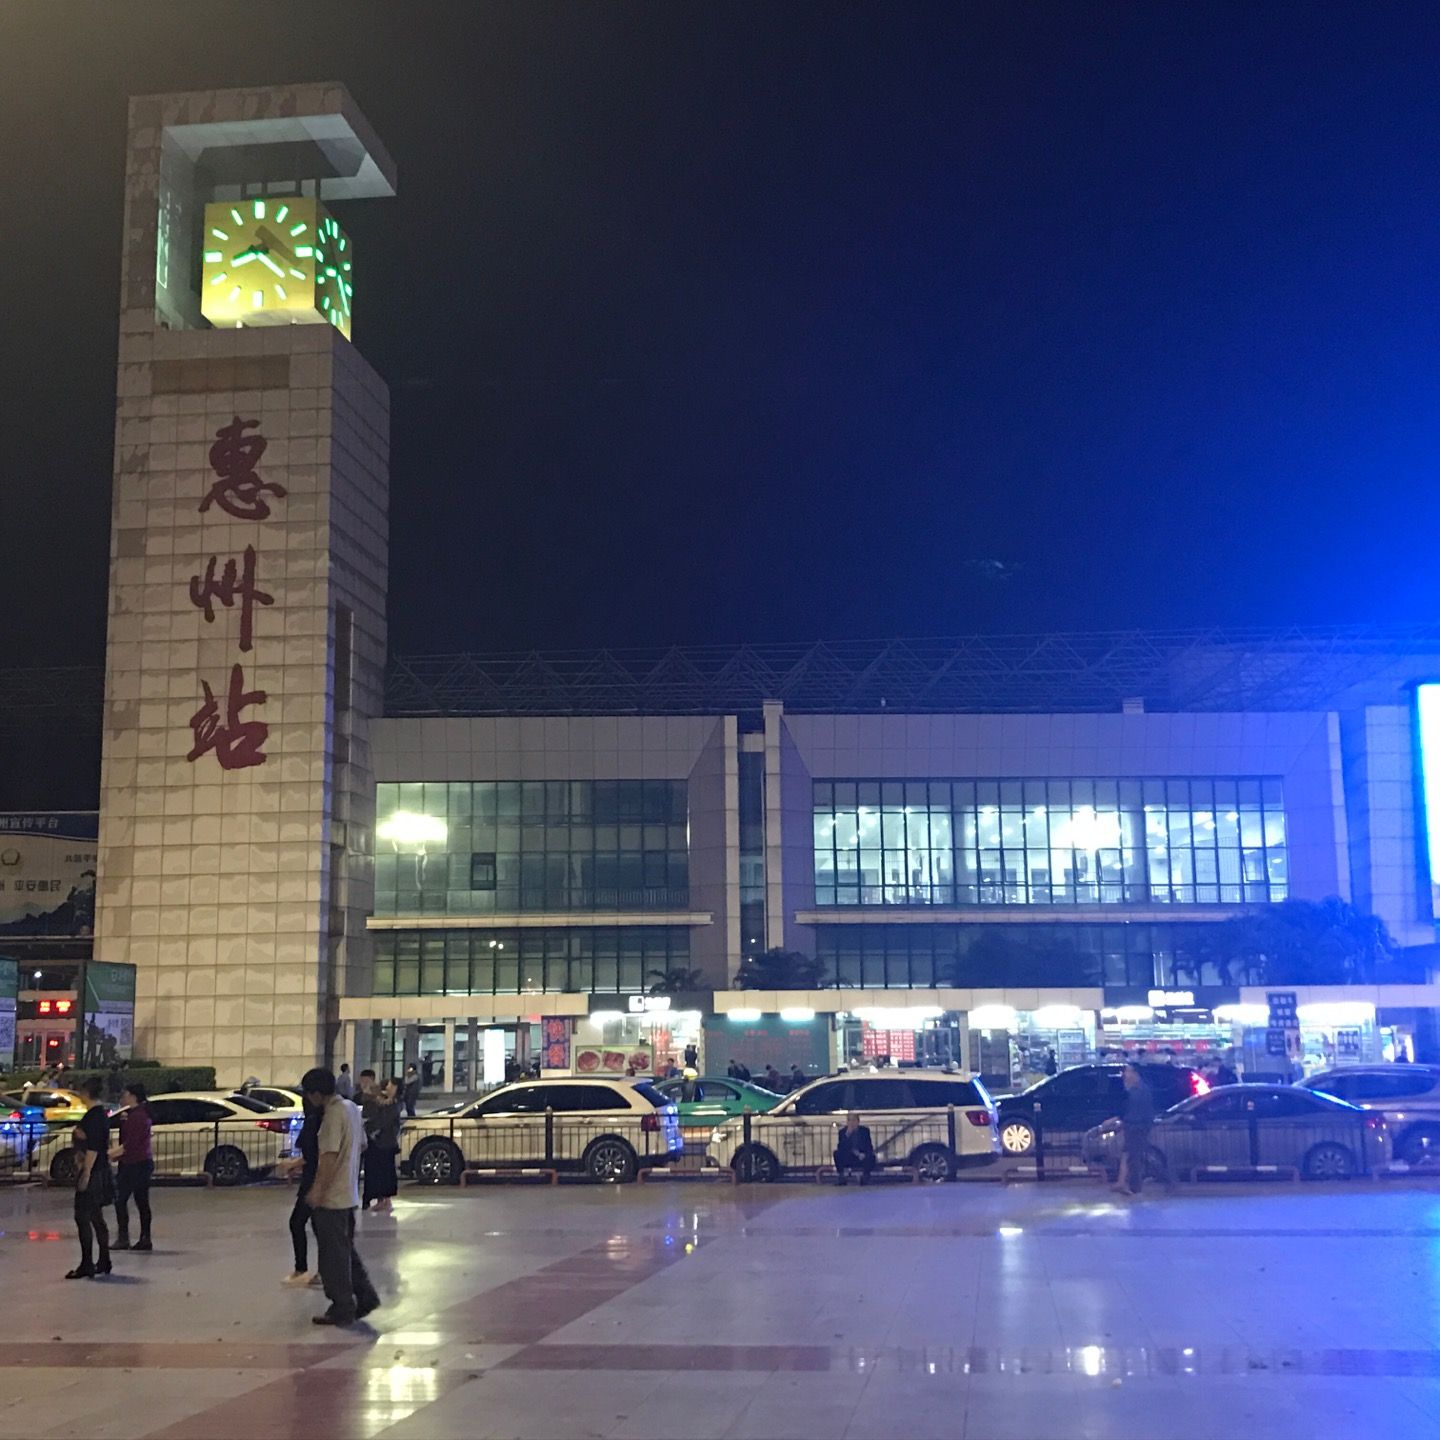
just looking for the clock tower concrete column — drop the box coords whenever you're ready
[96,84,396,1085]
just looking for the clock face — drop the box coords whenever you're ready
[198,196,353,339]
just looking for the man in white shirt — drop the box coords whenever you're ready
[335,1064,355,1101]
[300,1067,380,1326]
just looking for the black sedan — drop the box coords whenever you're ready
[995,1062,1208,1156]
[1082,1083,1390,1182]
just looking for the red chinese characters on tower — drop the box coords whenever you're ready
[186,415,286,771]
[188,544,273,652]
[187,663,269,771]
[200,416,288,520]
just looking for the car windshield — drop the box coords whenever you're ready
[224,1093,274,1114]
[632,1082,673,1109]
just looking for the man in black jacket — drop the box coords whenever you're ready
[833,1112,876,1186]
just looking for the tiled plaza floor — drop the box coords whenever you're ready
[5,1175,1440,1438]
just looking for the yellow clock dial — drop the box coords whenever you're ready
[199,196,353,338]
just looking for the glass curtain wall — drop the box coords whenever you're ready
[370,926,693,996]
[813,778,1287,907]
[816,922,1227,989]
[375,781,689,915]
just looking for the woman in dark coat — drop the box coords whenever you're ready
[362,1077,402,1214]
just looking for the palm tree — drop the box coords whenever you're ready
[734,948,827,990]
[646,966,707,996]
[1210,897,1397,986]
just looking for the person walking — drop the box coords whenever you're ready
[280,1095,323,1286]
[789,1063,806,1092]
[110,1082,153,1252]
[300,1067,380,1327]
[833,1112,876,1186]
[335,1064,355,1101]
[401,1064,421,1118]
[361,1078,402,1214]
[66,1076,114,1279]
[1112,1063,1157,1198]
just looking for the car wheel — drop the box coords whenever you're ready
[732,1144,782,1183]
[584,1137,637,1184]
[412,1139,463,1185]
[1144,1147,1170,1184]
[49,1148,80,1187]
[999,1120,1036,1156]
[1303,1142,1356,1181]
[1398,1126,1440,1166]
[204,1146,251,1187]
[910,1143,956,1183]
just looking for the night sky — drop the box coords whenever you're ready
[2,3,1437,759]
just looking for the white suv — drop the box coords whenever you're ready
[401,1076,683,1184]
[706,1069,1000,1182]
[37,1091,300,1187]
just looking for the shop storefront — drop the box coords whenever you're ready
[576,995,705,1078]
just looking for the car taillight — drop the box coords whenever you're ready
[1364,1114,1386,1130]
[256,1118,288,1133]
[641,1113,660,1133]
[965,1110,992,1128]
[1191,1074,1210,1096]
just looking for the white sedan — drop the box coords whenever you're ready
[37,1091,300,1187]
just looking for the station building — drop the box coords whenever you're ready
[352,637,1440,1094]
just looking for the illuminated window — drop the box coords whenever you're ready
[813,777,1286,909]
[374,780,689,915]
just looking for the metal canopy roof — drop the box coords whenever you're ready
[383,625,1440,718]
[5,625,1437,736]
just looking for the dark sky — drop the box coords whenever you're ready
[3,0,1438,679]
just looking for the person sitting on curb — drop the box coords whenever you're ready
[833,1112,876,1186]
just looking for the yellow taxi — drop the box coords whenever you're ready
[0,1087,90,1125]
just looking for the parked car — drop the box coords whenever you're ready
[1298,1065,1440,1165]
[400,1076,682,1185]
[35,1091,301,1187]
[705,1069,999,1183]
[653,1075,785,1124]
[995,1063,1209,1156]
[0,1087,90,1126]
[1082,1083,1388,1182]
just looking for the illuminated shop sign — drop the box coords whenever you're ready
[1147,989,1195,1008]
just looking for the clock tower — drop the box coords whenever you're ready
[95,85,396,1084]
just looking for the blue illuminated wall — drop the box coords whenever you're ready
[1416,684,1440,921]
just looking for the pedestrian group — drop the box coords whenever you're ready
[62,1064,410,1329]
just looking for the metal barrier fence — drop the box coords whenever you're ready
[1025,1101,1386,1184]
[0,1105,1396,1191]
[1,1119,299,1187]
[398,1109,685,1184]
[723,1108,974,1183]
